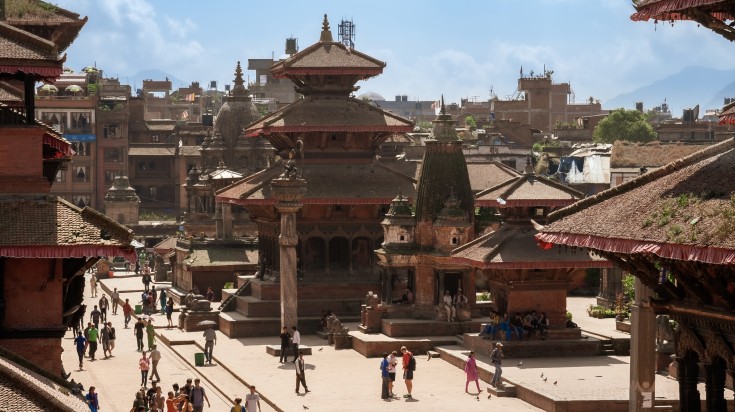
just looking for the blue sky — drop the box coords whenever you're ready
[56,0,735,109]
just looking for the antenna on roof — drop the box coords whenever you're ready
[338,17,355,49]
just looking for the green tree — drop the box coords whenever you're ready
[593,108,656,143]
[465,115,477,130]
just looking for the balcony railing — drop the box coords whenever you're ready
[0,106,29,126]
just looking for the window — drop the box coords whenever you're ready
[149,186,158,200]
[399,235,405,242]
[104,148,121,162]
[103,123,120,139]
[104,171,117,184]
[138,161,147,171]
[73,195,90,208]
[74,166,88,183]
[71,141,88,156]
[151,134,159,142]
[70,112,91,129]
[55,170,65,183]
[451,237,458,245]
[40,112,66,132]
[535,208,545,216]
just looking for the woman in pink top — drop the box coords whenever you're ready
[464,351,482,394]
[139,351,150,387]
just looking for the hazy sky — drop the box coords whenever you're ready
[56,0,735,107]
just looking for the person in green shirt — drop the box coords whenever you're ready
[146,319,156,350]
[87,325,99,361]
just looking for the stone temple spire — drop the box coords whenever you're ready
[231,61,247,96]
[319,14,334,43]
[429,94,458,142]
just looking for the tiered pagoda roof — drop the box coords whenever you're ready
[537,138,735,265]
[0,21,64,80]
[4,0,87,52]
[631,0,735,41]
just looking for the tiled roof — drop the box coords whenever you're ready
[180,146,201,156]
[631,0,733,22]
[466,162,521,192]
[0,354,89,412]
[184,247,256,268]
[243,97,413,136]
[128,147,176,156]
[452,225,610,269]
[217,162,418,205]
[6,1,84,24]
[0,195,134,258]
[539,138,735,264]
[475,173,583,207]
[0,21,59,64]
[610,141,710,168]
[153,236,177,255]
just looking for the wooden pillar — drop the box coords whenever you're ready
[678,355,701,412]
[271,178,306,330]
[24,76,35,123]
[704,362,726,412]
[629,278,656,412]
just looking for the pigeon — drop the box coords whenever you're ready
[544,377,548,382]
[318,348,323,351]
[487,394,492,399]
[303,406,309,410]
[540,373,544,378]
[554,381,558,385]
[476,395,479,401]
[517,361,523,366]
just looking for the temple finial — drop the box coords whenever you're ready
[440,95,446,115]
[231,61,247,96]
[320,14,334,43]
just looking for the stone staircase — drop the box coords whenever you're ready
[218,275,371,338]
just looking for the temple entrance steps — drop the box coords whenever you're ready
[219,278,374,338]
[379,318,483,337]
[348,329,462,357]
[462,333,602,359]
[581,329,631,356]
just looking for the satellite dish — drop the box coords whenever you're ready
[63,305,80,317]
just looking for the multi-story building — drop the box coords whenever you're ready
[95,77,132,207]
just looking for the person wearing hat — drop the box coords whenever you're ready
[490,342,504,387]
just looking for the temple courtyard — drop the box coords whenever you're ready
[57,271,729,412]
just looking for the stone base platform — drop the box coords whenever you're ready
[349,330,460,357]
[463,332,602,358]
[380,318,483,337]
[218,311,360,338]
[265,345,312,357]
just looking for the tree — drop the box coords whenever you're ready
[465,115,477,130]
[593,108,656,143]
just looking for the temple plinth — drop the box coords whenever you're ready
[271,177,307,329]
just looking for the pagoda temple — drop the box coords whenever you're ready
[215,15,416,336]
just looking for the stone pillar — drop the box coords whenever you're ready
[629,278,656,412]
[271,178,306,330]
[214,203,223,239]
[222,203,233,240]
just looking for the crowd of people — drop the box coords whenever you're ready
[479,310,550,341]
[379,346,416,400]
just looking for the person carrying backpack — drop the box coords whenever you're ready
[400,346,415,399]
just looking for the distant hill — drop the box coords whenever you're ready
[604,66,735,115]
[118,69,190,94]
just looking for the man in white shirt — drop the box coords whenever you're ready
[111,287,120,315]
[245,385,262,412]
[203,326,216,364]
[149,344,161,382]
[443,290,455,322]
[290,326,300,363]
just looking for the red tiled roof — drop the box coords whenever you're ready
[0,196,135,260]
[271,41,384,78]
[631,0,733,21]
[243,97,413,137]
[217,162,417,206]
[451,225,611,269]
[538,138,735,265]
[475,173,583,207]
[153,236,177,255]
[719,101,735,125]
[466,162,522,192]
[0,21,63,81]
[5,0,87,52]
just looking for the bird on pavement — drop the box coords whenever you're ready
[544,377,548,382]
[487,393,492,399]
[540,373,544,378]
[554,381,558,385]
[318,348,323,351]
[303,406,309,410]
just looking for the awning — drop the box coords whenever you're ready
[0,246,137,261]
[631,0,733,21]
[0,65,62,81]
[43,133,73,156]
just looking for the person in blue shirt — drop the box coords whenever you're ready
[380,352,390,399]
[85,386,99,412]
[73,330,86,370]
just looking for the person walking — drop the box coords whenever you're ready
[146,319,156,350]
[401,346,414,399]
[111,287,120,315]
[203,325,216,364]
[89,305,101,329]
[464,351,482,394]
[165,298,174,328]
[85,386,99,412]
[245,385,261,412]
[295,352,309,394]
[149,344,162,382]
[87,323,99,361]
[107,321,116,356]
[98,294,109,323]
[122,298,133,328]
[380,352,390,399]
[134,317,145,351]
[231,397,245,412]
[100,322,111,358]
[278,326,290,363]
[188,378,210,411]
[159,288,167,315]
[290,326,300,363]
[89,273,97,298]
[138,351,150,387]
[152,386,165,412]
[73,330,86,370]
[83,322,92,356]
[142,265,151,291]
[490,342,504,387]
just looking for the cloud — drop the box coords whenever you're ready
[165,16,198,39]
